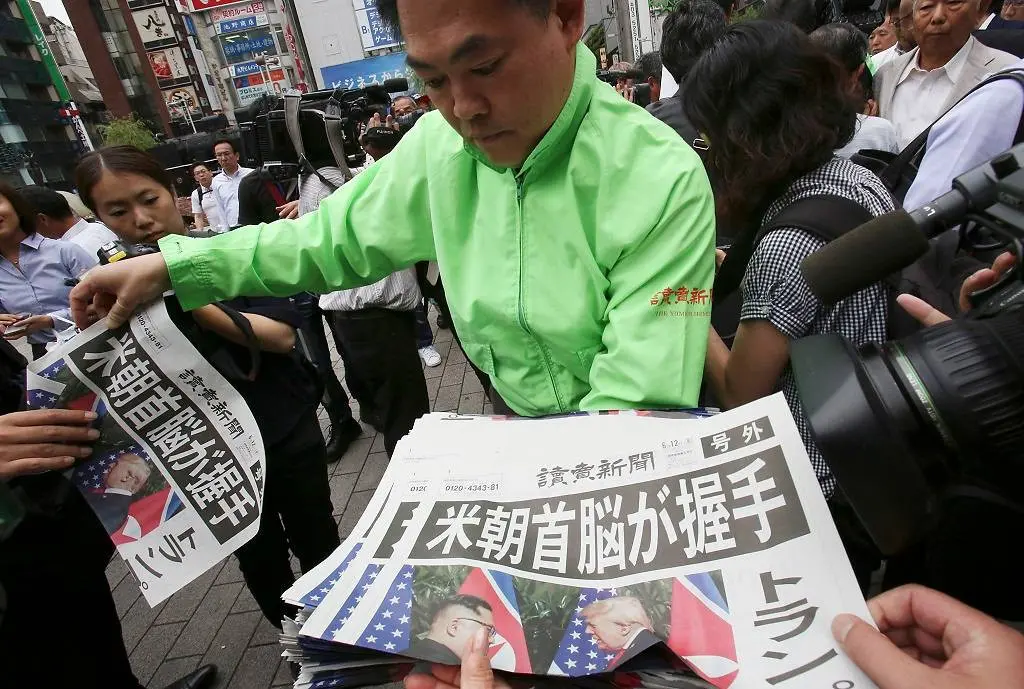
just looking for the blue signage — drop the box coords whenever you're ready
[231,61,262,77]
[222,34,275,58]
[320,52,414,90]
[219,14,260,35]
[182,14,196,36]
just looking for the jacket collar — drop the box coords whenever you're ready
[465,42,596,178]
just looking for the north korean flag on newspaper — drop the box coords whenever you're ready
[666,573,739,688]
[458,568,532,673]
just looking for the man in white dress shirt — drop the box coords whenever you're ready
[189,161,226,232]
[875,0,1016,147]
[19,185,117,262]
[873,0,917,69]
[210,139,254,228]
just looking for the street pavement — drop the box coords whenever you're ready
[103,313,489,688]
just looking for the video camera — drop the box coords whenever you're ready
[790,144,1024,558]
[234,78,410,177]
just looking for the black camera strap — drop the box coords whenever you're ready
[210,303,262,382]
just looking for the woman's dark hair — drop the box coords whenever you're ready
[808,22,869,75]
[0,181,36,235]
[683,20,857,226]
[75,145,175,213]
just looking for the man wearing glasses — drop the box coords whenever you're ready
[408,595,495,664]
[873,0,917,69]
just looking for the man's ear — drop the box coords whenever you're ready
[553,0,585,49]
[446,619,459,637]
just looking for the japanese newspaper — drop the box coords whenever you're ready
[26,299,265,605]
[283,398,877,689]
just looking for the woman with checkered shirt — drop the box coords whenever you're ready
[684,20,896,590]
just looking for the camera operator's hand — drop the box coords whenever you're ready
[69,253,171,330]
[405,629,511,689]
[0,409,98,480]
[897,251,1017,326]
[833,584,1024,689]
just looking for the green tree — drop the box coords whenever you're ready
[97,116,158,150]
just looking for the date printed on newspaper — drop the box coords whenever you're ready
[26,298,265,605]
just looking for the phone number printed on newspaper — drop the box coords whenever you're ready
[410,445,809,578]
[70,330,260,545]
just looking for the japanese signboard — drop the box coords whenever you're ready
[216,12,269,35]
[165,85,202,113]
[285,399,877,689]
[132,6,177,49]
[320,51,413,90]
[188,0,250,12]
[220,29,276,61]
[148,47,190,84]
[210,0,264,21]
[26,300,264,605]
[352,0,399,50]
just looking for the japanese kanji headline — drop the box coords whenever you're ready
[26,299,266,605]
[281,398,878,689]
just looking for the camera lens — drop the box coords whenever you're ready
[791,309,1024,555]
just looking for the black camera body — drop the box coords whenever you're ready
[791,146,1024,558]
[234,79,409,171]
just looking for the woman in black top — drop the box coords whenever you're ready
[74,145,340,628]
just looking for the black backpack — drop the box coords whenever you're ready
[714,194,935,341]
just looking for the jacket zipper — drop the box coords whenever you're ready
[514,173,565,411]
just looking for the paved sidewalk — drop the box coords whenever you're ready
[106,315,490,689]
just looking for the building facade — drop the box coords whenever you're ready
[31,3,106,144]
[64,0,221,136]
[0,0,82,186]
[184,0,310,112]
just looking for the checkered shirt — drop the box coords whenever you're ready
[740,157,897,498]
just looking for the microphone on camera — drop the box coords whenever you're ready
[800,187,971,304]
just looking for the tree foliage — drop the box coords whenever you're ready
[98,116,158,150]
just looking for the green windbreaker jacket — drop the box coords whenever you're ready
[161,44,716,416]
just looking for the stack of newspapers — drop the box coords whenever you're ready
[280,395,877,689]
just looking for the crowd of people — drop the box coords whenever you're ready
[2,0,1024,686]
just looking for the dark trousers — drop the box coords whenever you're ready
[234,411,340,627]
[296,295,353,425]
[30,342,48,360]
[414,300,433,349]
[328,308,430,456]
[0,487,143,689]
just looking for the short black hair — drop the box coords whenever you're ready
[376,0,550,34]
[660,0,728,82]
[762,0,818,32]
[635,51,662,84]
[885,0,900,15]
[213,138,237,154]
[18,185,74,220]
[190,160,211,176]
[809,22,868,75]
[432,594,492,621]
[0,182,36,235]
[683,20,856,226]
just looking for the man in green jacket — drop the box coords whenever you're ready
[71,0,716,416]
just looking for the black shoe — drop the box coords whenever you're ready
[160,664,216,689]
[326,417,362,463]
[436,313,450,330]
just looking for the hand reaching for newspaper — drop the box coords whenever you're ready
[70,253,171,330]
[404,629,510,689]
[833,584,1024,689]
[0,409,98,480]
